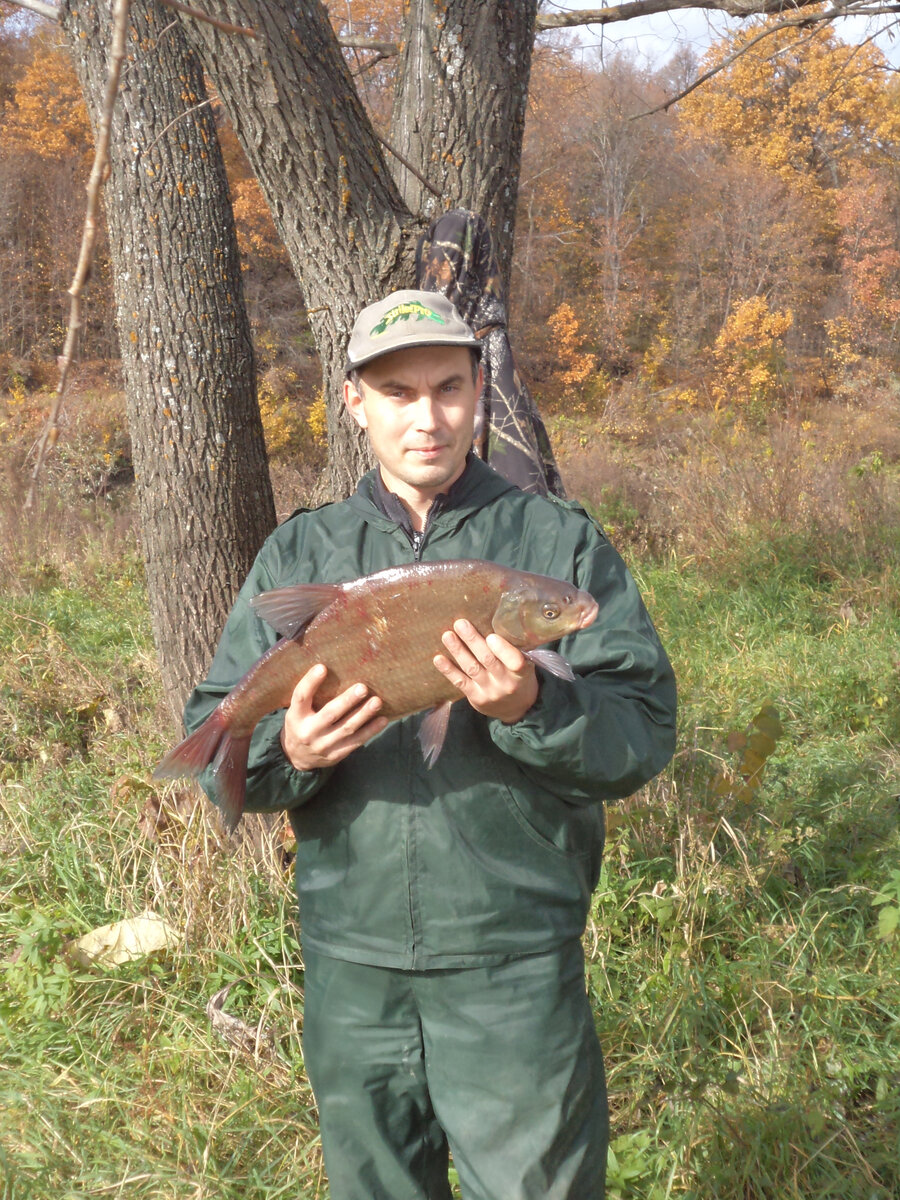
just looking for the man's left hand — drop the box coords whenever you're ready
[434,619,539,724]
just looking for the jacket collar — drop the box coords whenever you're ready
[348,454,518,536]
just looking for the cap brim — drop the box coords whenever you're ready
[346,336,482,373]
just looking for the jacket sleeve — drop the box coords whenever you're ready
[487,516,676,803]
[183,544,334,816]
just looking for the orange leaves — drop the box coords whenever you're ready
[230,177,288,266]
[826,172,900,373]
[544,303,605,414]
[548,303,596,389]
[2,37,92,161]
[836,176,900,326]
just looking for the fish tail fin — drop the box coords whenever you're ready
[209,731,251,834]
[154,709,229,780]
[153,709,248,834]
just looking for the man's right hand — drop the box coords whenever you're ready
[281,663,388,771]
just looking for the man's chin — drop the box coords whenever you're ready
[402,455,464,490]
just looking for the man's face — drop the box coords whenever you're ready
[344,344,482,506]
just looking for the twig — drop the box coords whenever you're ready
[157,0,258,39]
[25,0,131,511]
[339,35,399,54]
[350,51,390,77]
[376,134,443,199]
[4,0,59,19]
[141,96,212,156]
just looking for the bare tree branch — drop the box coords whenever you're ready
[2,0,263,30]
[630,3,898,115]
[25,0,131,509]
[536,0,895,26]
[9,0,900,36]
[3,0,59,20]
[376,133,444,199]
[632,11,821,114]
[339,35,400,54]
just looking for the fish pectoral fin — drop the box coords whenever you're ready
[525,648,575,682]
[417,702,453,768]
[250,583,343,637]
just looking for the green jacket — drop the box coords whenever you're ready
[184,457,676,969]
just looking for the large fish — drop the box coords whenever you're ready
[154,559,598,831]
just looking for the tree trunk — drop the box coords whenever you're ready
[61,0,275,722]
[176,0,421,499]
[389,0,539,291]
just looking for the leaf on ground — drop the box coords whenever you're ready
[67,910,181,967]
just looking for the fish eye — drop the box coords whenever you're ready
[542,604,560,620]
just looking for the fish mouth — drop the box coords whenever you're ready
[578,598,599,629]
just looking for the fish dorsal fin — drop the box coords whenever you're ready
[524,648,575,682]
[418,701,454,768]
[250,583,343,637]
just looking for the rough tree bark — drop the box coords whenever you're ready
[61,0,275,719]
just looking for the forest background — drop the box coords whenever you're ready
[1,2,899,1198]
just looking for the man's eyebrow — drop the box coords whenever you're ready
[374,373,466,390]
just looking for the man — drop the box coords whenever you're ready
[185,289,677,1200]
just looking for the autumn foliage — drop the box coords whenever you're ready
[1,10,900,422]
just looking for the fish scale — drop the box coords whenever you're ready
[155,559,598,831]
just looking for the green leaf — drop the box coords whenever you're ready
[876,905,898,941]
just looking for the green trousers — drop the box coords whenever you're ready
[301,939,608,1200]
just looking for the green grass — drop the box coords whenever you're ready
[596,536,900,1198]
[1,498,898,1198]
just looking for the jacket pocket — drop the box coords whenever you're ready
[489,756,602,860]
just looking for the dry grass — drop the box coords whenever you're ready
[553,380,900,571]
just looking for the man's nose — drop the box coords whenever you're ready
[413,394,441,428]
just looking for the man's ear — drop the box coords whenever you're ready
[343,377,368,429]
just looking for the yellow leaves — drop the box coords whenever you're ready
[545,303,600,413]
[678,18,892,199]
[710,297,793,416]
[547,303,595,388]
[306,393,327,446]
[256,368,326,461]
[2,39,92,162]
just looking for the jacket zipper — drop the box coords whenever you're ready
[412,530,424,561]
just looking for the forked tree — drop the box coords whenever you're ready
[24,0,900,715]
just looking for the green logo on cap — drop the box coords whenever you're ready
[371,300,446,337]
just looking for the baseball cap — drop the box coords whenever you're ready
[346,289,481,372]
